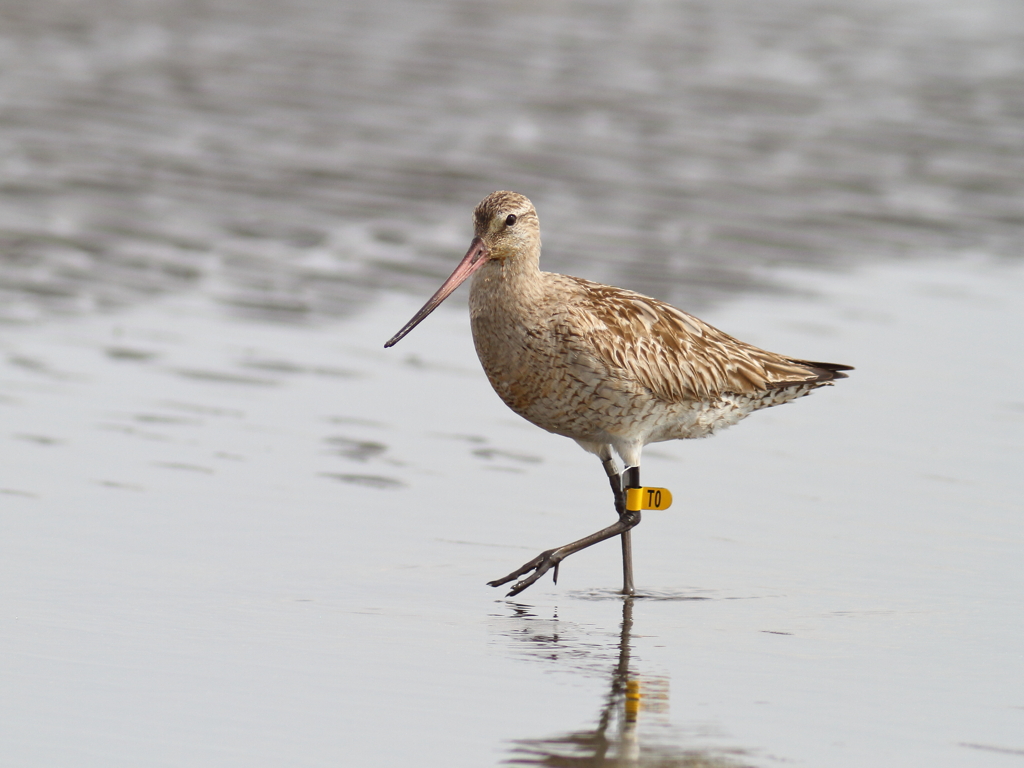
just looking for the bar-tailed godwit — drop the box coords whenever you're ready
[385,191,851,597]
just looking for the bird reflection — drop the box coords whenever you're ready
[501,598,747,767]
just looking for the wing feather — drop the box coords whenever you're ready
[552,275,840,403]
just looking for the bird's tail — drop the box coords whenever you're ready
[790,359,854,383]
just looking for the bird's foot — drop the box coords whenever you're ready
[487,548,563,597]
[487,512,641,597]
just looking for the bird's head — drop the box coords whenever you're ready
[384,190,540,348]
[471,191,540,265]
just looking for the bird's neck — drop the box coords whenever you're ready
[469,253,545,315]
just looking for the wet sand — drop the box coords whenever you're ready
[2,254,1022,766]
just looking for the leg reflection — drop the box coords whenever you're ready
[500,598,744,767]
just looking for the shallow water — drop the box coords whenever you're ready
[2,255,1022,766]
[1,0,1024,766]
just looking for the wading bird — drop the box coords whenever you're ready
[385,191,851,597]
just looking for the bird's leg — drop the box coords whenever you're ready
[487,453,643,598]
[602,457,637,596]
[602,455,626,516]
[620,466,640,596]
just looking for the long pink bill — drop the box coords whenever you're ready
[384,237,490,348]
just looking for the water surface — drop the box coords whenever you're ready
[1,0,1023,765]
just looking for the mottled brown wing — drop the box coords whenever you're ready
[554,276,829,402]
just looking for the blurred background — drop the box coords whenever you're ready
[2,0,1022,324]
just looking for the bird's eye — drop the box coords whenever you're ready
[505,214,518,227]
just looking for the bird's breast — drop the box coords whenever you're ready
[469,293,557,416]
[467,270,654,442]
